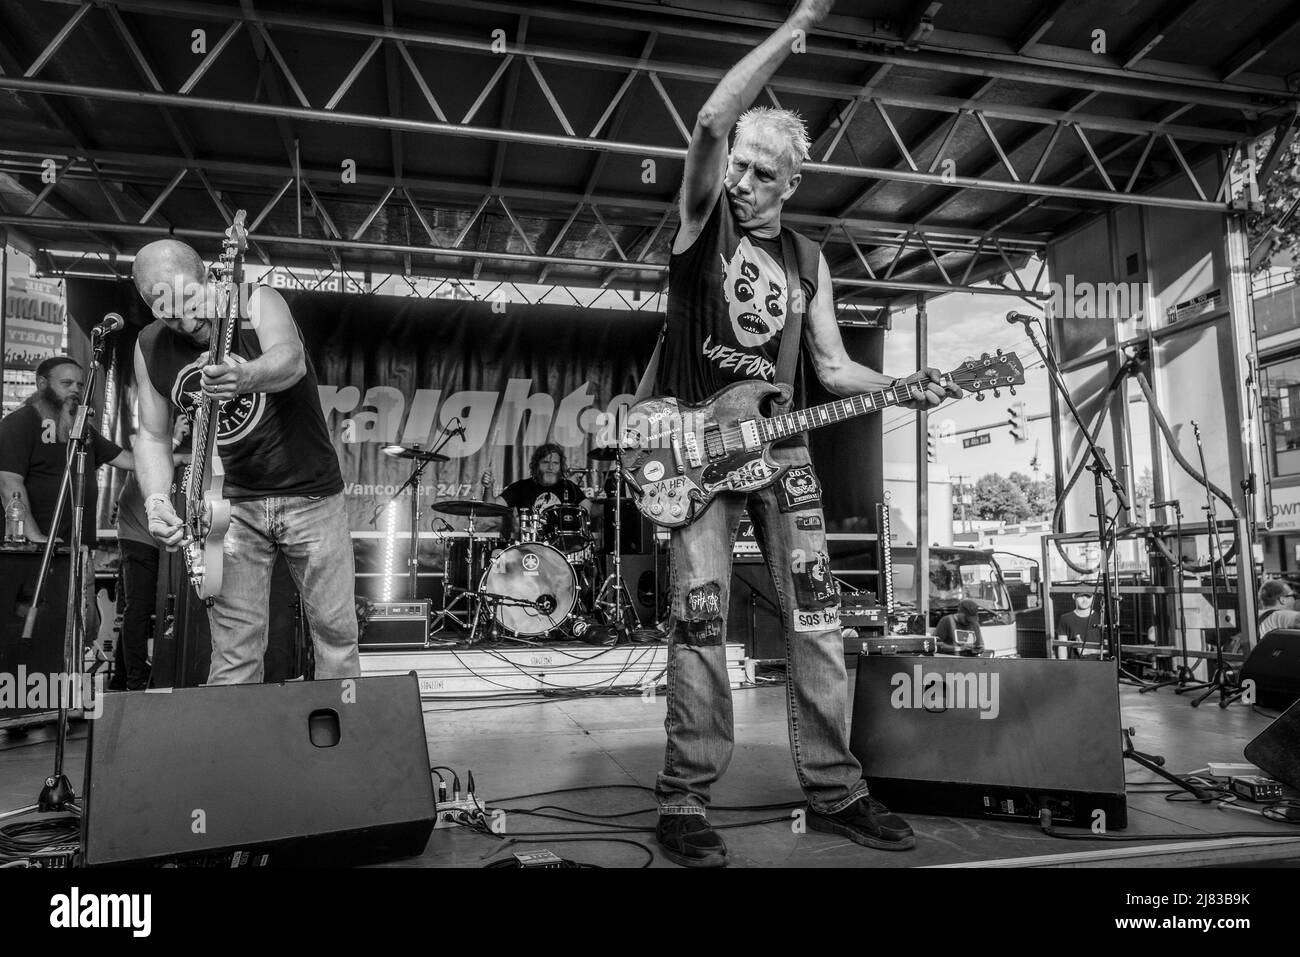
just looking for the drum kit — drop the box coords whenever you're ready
[383,441,649,646]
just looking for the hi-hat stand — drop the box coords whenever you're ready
[594,456,641,642]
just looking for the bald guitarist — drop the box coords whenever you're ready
[130,238,360,685]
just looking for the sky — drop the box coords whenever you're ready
[879,265,1053,485]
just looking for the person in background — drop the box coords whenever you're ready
[936,598,985,656]
[1255,579,1300,639]
[110,415,191,691]
[1055,590,1105,659]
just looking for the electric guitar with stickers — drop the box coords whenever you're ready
[618,351,1025,529]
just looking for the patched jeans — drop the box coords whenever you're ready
[206,493,361,685]
[655,443,869,816]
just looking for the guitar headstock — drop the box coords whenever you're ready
[217,210,248,282]
[947,350,1026,400]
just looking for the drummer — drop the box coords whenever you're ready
[497,443,593,521]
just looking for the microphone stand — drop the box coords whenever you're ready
[373,421,458,601]
[1013,314,1129,666]
[1186,422,1244,709]
[1,329,112,821]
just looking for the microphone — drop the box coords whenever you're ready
[1005,311,1038,327]
[93,312,125,337]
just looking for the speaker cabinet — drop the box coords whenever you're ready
[81,674,435,866]
[1241,631,1300,710]
[851,657,1127,828]
[617,550,669,625]
[729,564,782,659]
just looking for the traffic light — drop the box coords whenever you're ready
[1007,402,1028,444]
[927,427,937,463]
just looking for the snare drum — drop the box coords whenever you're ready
[479,542,577,636]
[542,504,592,553]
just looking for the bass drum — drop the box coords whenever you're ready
[480,542,576,636]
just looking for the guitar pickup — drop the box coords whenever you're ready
[682,430,702,468]
[739,420,760,451]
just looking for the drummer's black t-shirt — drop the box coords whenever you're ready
[501,478,585,512]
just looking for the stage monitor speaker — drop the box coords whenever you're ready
[1240,631,1300,710]
[1244,698,1300,792]
[81,674,435,866]
[850,657,1127,829]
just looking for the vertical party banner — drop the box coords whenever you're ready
[3,249,66,415]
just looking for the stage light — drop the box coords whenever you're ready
[381,505,398,602]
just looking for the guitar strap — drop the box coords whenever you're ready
[632,322,666,403]
[773,228,805,410]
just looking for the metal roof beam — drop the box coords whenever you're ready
[0,142,1054,247]
[29,0,1280,136]
[0,75,1242,214]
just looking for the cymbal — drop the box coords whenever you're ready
[431,499,511,518]
[382,444,449,463]
[587,446,620,461]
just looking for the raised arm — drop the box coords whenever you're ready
[677,0,834,246]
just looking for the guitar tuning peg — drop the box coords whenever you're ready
[996,348,1003,356]
[975,393,985,402]
[992,388,1001,398]
[1009,386,1017,395]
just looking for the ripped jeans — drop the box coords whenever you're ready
[655,443,869,816]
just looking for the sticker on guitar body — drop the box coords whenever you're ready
[702,455,778,492]
[794,605,840,633]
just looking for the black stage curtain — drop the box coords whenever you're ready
[64,280,883,538]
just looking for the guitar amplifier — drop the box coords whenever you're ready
[360,600,430,650]
[840,592,886,628]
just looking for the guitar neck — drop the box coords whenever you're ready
[758,381,915,443]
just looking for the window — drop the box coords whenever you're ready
[1261,357,1300,477]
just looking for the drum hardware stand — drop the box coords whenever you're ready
[1184,422,1244,709]
[1139,500,1203,694]
[3,325,116,822]
[469,591,552,646]
[431,514,477,636]
[594,461,641,642]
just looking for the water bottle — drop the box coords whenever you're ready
[5,493,25,543]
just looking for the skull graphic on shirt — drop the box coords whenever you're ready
[720,236,786,348]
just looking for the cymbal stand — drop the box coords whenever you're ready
[595,463,640,640]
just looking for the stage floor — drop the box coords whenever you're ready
[3,682,1298,868]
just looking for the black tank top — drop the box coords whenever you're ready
[657,192,819,410]
[137,298,342,501]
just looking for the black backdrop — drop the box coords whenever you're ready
[65,279,884,544]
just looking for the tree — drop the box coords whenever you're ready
[1245,131,1300,270]
[972,473,1032,522]
[1007,471,1055,519]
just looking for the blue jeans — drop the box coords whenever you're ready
[655,444,868,816]
[206,493,361,685]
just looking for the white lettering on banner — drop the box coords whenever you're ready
[1269,485,1300,533]
[318,378,616,456]
[889,666,1000,719]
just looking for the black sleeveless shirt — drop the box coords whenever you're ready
[657,191,820,409]
[137,297,342,501]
